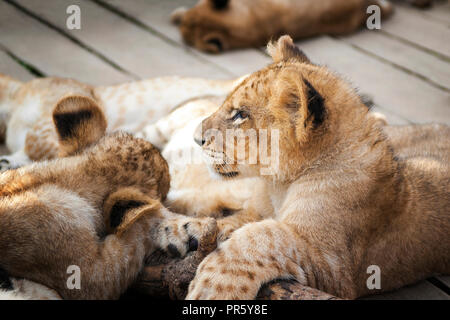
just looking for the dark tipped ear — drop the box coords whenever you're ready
[53,95,107,157]
[210,0,229,10]
[103,187,162,235]
[170,6,187,25]
[267,35,310,64]
[109,200,146,230]
[304,80,326,128]
[203,34,226,53]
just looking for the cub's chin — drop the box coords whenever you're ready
[218,171,240,178]
[205,164,240,180]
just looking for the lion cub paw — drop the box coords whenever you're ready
[158,217,216,258]
[0,158,12,171]
[0,157,23,171]
[0,152,31,172]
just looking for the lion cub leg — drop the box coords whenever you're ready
[104,189,217,261]
[186,219,309,300]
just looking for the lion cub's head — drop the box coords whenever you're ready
[172,0,258,53]
[194,35,372,182]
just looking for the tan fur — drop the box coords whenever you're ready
[0,118,219,299]
[0,129,176,299]
[0,72,267,242]
[186,36,450,299]
[139,96,274,242]
[173,0,393,53]
[0,79,265,298]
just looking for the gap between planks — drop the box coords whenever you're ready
[5,0,140,80]
[0,1,133,84]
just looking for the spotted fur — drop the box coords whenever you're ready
[0,108,220,299]
[0,75,267,299]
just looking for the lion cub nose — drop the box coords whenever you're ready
[194,137,205,146]
[194,123,205,146]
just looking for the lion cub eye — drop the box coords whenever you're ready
[231,110,249,122]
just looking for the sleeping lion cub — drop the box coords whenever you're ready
[0,116,222,299]
[0,76,272,299]
[185,36,450,299]
[0,72,273,242]
[0,128,169,299]
[172,0,393,53]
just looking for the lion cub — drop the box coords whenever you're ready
[172,0,393,53]
[0,98,212,299]
[186,36,449,299]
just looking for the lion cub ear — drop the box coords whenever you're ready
[267,35,310,64]
[209,0,229,10]
[53,95,107,157]
[170,7,187,25]
[103,187,162,236]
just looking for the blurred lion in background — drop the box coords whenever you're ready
[172,0,394,53]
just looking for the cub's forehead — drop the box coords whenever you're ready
[227,69,276,106]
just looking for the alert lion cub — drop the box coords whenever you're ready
[186,36,450,299]
[172,0,393,53]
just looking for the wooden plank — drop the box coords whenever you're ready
[99,0,196,45]
[341,30,450,91]
[422,1,450,25]
[0,1,132,85]
[15,0,232,79]
[98,0,271,76]
[364,280,449,300]
[0,49,35,82]
[297,36,450,124]
[381,5,450,58]
[100,0,196,41]
[394,1,450,27]
[372,105,411,125]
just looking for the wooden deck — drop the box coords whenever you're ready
[0,0,449,299]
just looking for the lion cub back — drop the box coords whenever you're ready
[384,123,450,267]
[384,124,450,164]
